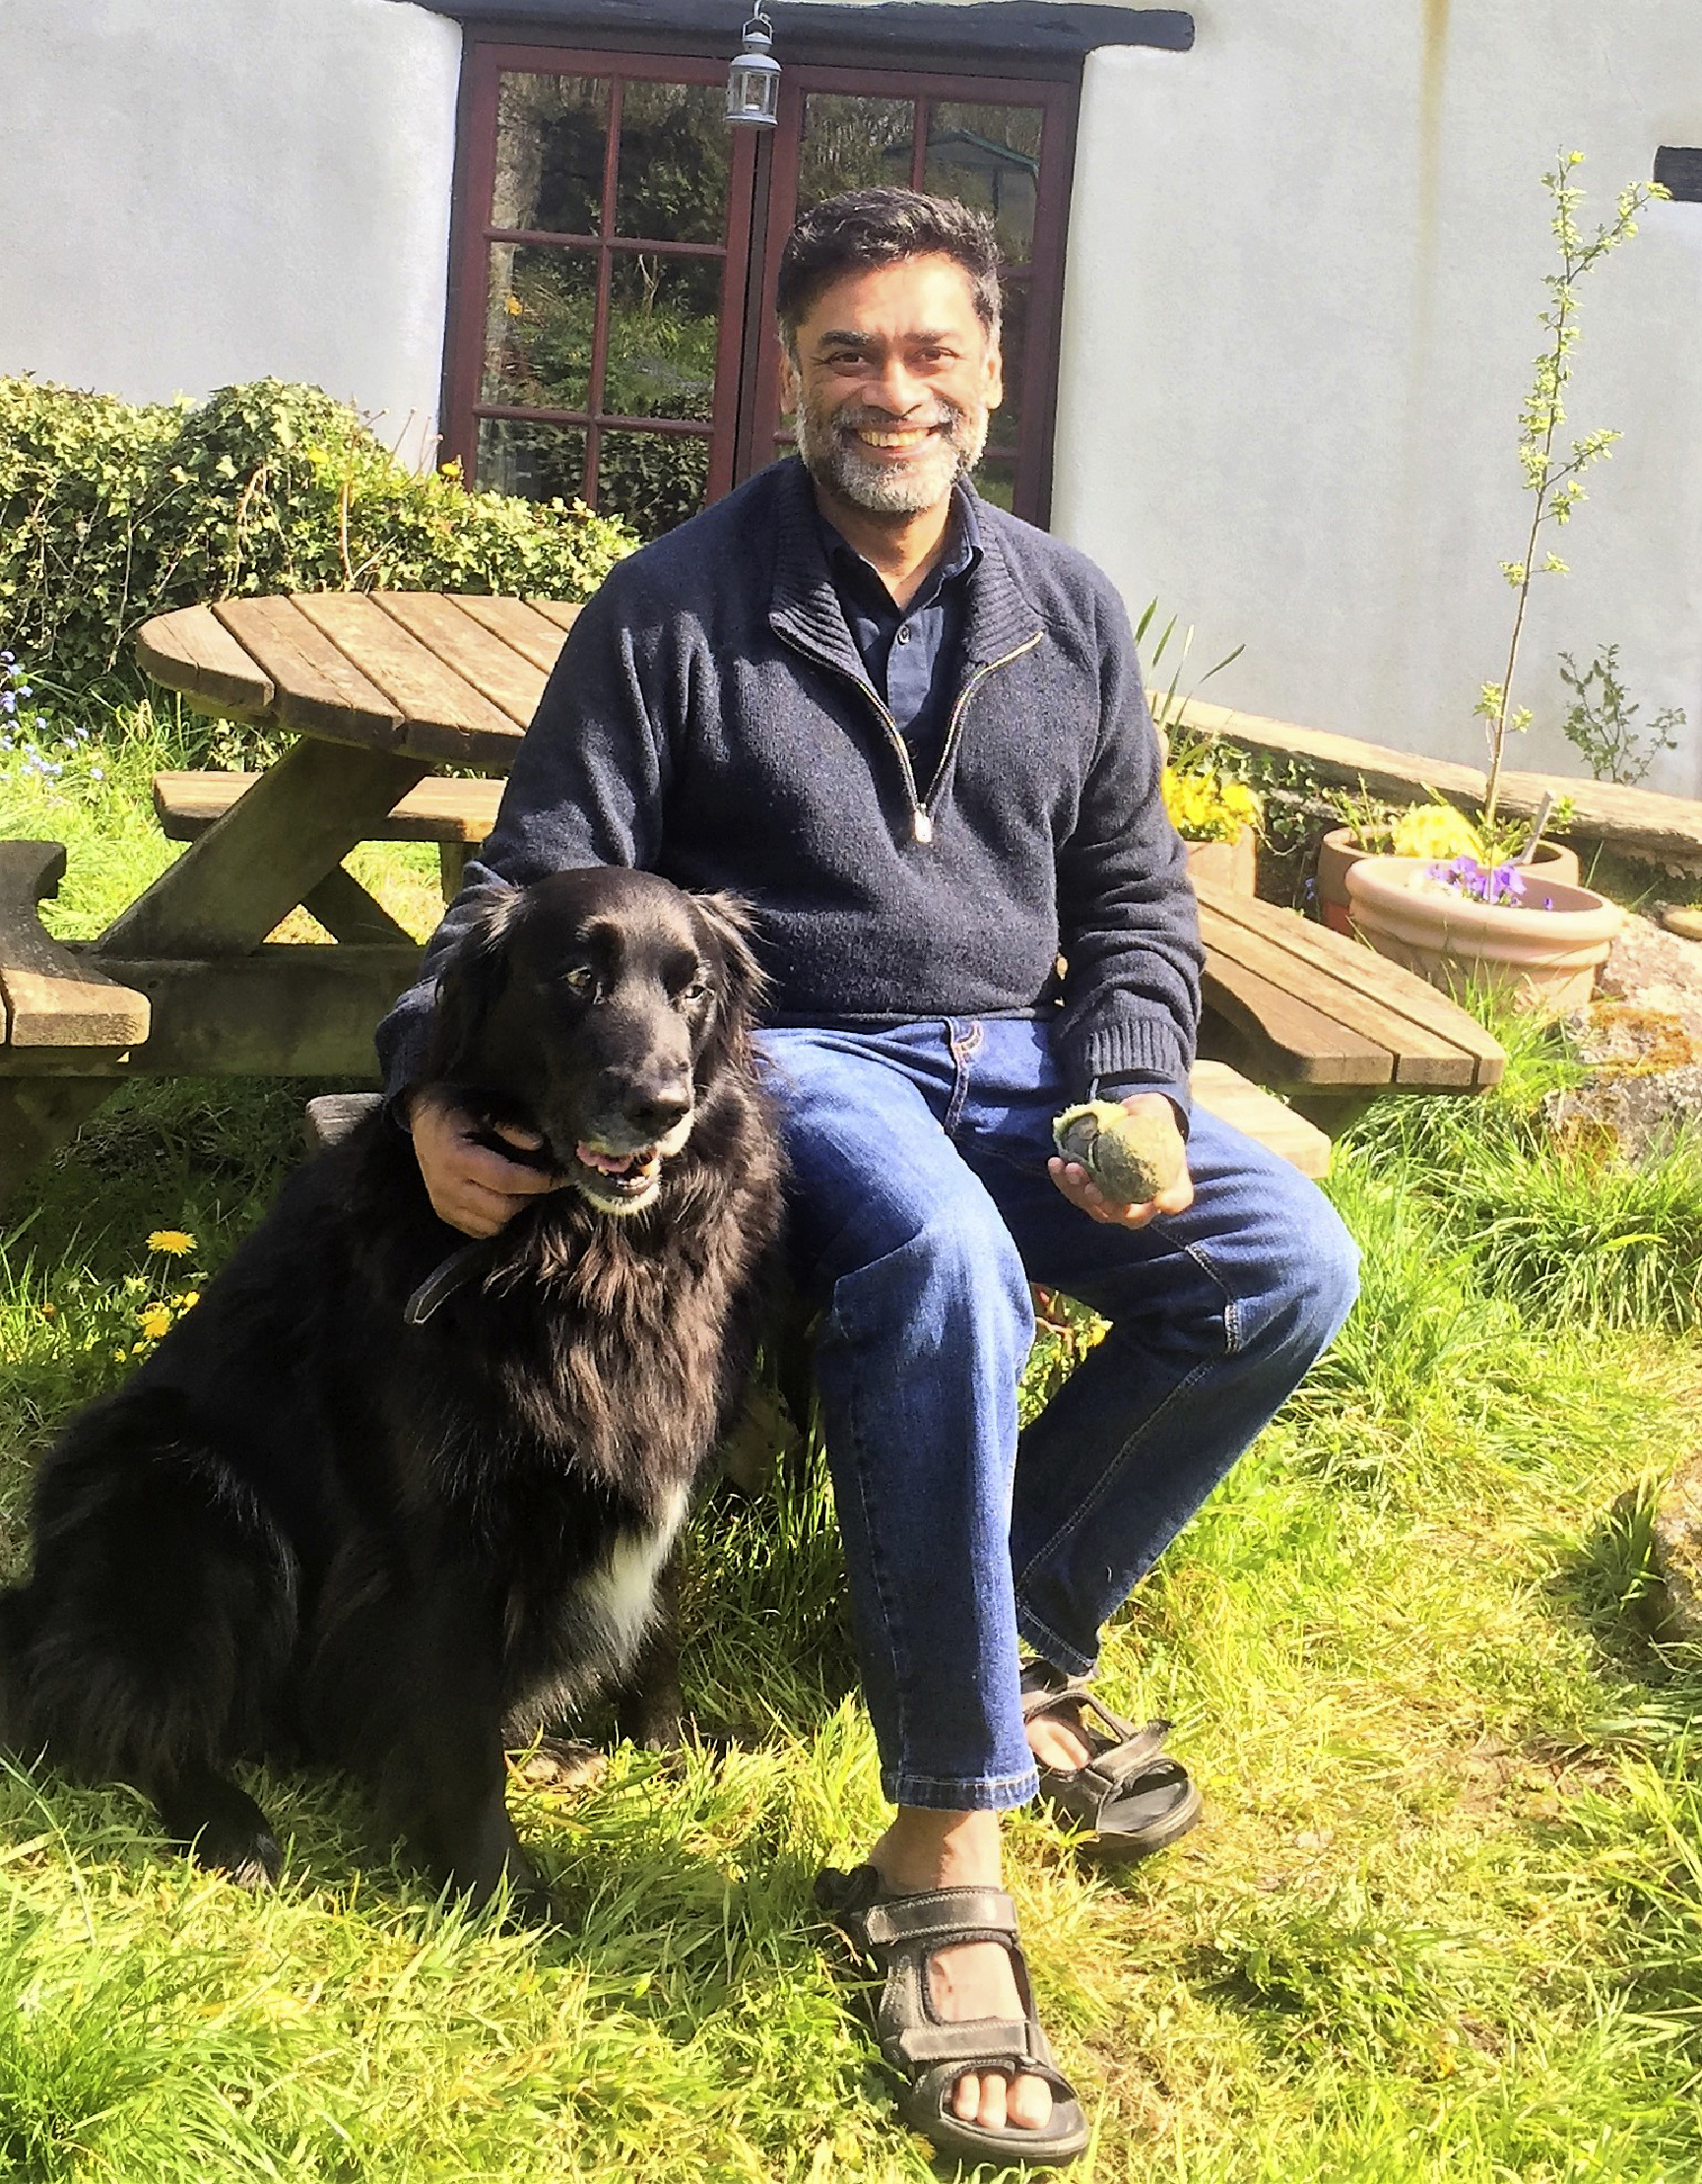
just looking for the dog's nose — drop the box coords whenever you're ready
[624,1084,691,1139]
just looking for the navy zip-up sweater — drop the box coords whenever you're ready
[376,457,1204,1106]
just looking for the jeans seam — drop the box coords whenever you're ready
[1013,1346,1221,1598]
[826,1296,916,1771]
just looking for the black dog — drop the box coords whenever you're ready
[0,868,782,1919]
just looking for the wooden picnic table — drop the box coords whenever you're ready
[0,588,1500,1206]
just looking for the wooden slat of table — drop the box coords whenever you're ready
[136,604,275,718]
[372,594,550,726]
[0,843,152,1049]
[449,594,572,675]
[1197,902,1475,1088]
[152,770,504,844]
[215,598,404,746]
[1203,950,1394,1085]
[1190,1060,1331,1177]
[292,593,523,751]
[525,599,583,632]
[1196,880,1505,1082]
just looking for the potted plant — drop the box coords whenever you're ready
[1163,762,1262,896]
[1342,152,1663,1008]
[1317,796,1578,934]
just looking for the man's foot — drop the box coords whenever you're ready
[1021,1659,1204,1858]
[868,1808,1054,2135]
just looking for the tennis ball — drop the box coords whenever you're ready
[1052,1100,1186,1205]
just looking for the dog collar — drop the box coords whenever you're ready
[405,1240,491,1326]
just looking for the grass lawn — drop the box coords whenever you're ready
[0,705,1700,2180]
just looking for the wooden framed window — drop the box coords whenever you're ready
[442,40,1078,536]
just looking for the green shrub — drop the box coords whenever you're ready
[0,377,635,703]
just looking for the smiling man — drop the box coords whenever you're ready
[379,191,1358,2165]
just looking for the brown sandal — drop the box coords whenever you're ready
[815,1863,1090,2166]
[1022,1659,1203,1859]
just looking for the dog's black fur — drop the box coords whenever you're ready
[0,868,782,1918]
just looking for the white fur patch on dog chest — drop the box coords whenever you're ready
[579,1485,689,1660]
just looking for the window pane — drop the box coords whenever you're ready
[924,102,1042,263]
[615,80,731,243]
[995,276,1029,439]
[482,245,597,412]
[973,460,1016,513]
[477,418,588,504]
[603,253,721,420]
[596,431,710,539]
[798,95,917,207]
[493,74,609,235]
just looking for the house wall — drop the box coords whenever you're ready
[1052,0,1702,793]
[0,0,462,461]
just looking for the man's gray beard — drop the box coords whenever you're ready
[793,395,989,515]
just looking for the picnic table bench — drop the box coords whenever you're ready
[0,591,1503,1207]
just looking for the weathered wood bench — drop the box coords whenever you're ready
[0,844,152,1052]
[1191,874,1504,1117]
[153,770,505,922]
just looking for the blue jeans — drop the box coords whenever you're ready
[755,1018,1359,1813]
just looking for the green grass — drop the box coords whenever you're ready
[1,728,1701,2177]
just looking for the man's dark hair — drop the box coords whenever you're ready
[776,188,1002,350]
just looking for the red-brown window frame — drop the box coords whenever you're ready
[441,38,1080,527]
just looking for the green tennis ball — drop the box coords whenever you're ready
[1053,1100,1186,1205]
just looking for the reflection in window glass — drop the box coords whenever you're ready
[597,431,710,539]
[493,75,608,235]
[615,81,731,242]
[605,254,721,419]
[477,418,588,504]
[924,103,1042,263]
[973,461,1016,513]
[482,246,597,412]
[994,276,1028,439]
[798,96,916,208]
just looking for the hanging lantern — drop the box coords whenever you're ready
[726,9,780,129]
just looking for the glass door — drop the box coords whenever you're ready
[445,47,758,536]
[445,45,1076,535]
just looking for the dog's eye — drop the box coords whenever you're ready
[678,979,711,1008]
[562,965,598,997]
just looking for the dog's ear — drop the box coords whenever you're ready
[690,891,767,1045]
[423,888,525,1081]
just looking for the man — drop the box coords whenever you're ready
[379,190,1357,2164]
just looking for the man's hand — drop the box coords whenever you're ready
[1047,1092,1195,1229]
[407,1087,558,1238]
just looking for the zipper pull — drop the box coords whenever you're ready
[912,810,935,845]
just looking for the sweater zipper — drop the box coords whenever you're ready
[806,629,1044,847]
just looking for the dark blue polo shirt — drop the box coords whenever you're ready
[818,484,981,794]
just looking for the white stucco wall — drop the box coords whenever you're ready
[0,0,462,458]
[1052,0,1702,793]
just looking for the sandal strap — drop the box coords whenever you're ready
[893,2013,1047,2071]
[859,1885,1019,1949]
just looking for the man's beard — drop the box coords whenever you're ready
[793,390,989,516]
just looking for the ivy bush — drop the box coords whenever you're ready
[0,377,634,703]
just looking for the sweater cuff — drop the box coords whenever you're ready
[1060,1014,1194,1112]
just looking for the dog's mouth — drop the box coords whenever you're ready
[569,1138,668,1213]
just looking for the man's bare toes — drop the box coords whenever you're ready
[1007,2071,1055,2130]
[951,2070,983,2123]
[977,2071,1010,2133]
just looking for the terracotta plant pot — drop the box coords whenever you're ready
[1344,854,1620,1013]
[1185,826,1258,898]
[1317,826,1580,935]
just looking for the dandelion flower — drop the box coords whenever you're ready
[137,1305,172,1341]
[147,1229,196,1256]
[175,1291,200,1311]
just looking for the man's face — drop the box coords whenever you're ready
[780,254,1003,517]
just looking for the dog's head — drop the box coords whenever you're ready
[424,867,764,1218]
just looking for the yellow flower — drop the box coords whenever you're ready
[1390,803,1482,861]
[137,1305,172,1341]
[504,294,525,318]
[147,1230,196,1256]
[173,1291,200,1311]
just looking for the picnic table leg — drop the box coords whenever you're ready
[101,739,428,957]
[0,740,428,1216]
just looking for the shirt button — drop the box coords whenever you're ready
[895,626,912,644]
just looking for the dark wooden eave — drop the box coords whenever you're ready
[395,3,1195,58]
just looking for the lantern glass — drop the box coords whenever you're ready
[726,30,780,128]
